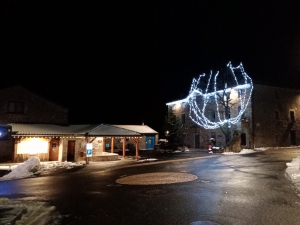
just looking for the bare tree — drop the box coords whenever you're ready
[187,62,253,146]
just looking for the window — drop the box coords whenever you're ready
[275,111,279,119]
[238,90,244,98]
[207,95,215,103]
[181,113,186,124]
[290,111,295,121]
[226,108,231,119]
[8,101,24,114]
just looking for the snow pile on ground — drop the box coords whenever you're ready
[286,156,300,180]
[137,158,158,162]
[39,161,83,170]
[0,158,83,181]
[222,147,268,155]
[173,146,190,153]
[0,156,40,180]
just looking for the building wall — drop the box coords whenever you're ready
[0,86,69,162]
[0,86,68,125]
[169,84,300,149]
[170,87,253,149]
[252,85,300,147]
[0,139,15,162]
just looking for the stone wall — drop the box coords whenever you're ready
[169,86,254,149]
[0,139,15,162]
[252,84,300,147]
[0,86,68,125]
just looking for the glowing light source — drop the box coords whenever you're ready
[17,138,49,155]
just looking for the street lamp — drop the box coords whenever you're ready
[165,130,169,137]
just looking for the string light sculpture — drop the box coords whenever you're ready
[186,62,253,129]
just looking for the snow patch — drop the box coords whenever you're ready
[0,156,40,180]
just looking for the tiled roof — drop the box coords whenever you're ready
[10,123,89,135]
[87,124,141,136]
[114,125,158,134]
[10,124,141,137]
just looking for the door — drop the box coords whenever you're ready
[195,133,200,148]
[49,139,59,161]
[290,130,296,145]
[67,140,75,161]
[241,133,246,146]
[146,136,155,149]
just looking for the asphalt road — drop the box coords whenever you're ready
[1,149,300,225]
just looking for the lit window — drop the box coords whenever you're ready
[8,101,24,114]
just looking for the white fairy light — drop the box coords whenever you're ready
[186,62,253,129]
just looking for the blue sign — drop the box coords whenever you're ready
[86,149,92,157]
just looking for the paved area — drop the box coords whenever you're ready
[2,147,300,224]
[0,149,212,224]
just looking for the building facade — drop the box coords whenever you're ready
[0,85,68,125]
[0,86,68,161]
[10,123,158,163]
[0,86,158,162]
[167,84,300,149]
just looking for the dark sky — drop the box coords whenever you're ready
[1,0,300,133]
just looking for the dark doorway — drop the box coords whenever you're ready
[290,111,295,122]
[290,130,296,145]
[67,140,75,161]
[241,133,246,145]
[195,133,200,148]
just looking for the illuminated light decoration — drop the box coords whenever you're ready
[165,62,253,129]
[187,61,253,129]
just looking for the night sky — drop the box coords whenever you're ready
[1,1,300,133]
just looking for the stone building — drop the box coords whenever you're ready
[10,123,158,163]
[0,85,68,161]
[0,85,68,125]
[166,84,300,149]
[0,86,158,162]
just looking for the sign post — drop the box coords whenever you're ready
[86,143,93,164]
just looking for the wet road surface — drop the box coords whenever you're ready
[1,149,300,225]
